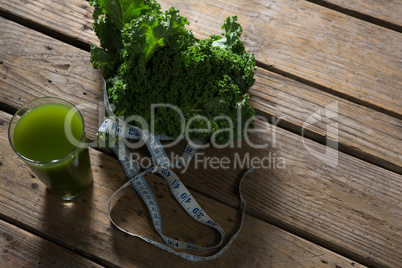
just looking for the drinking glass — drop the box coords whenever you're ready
[8,97,93,200]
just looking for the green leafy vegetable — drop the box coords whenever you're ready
[90,0,256,145]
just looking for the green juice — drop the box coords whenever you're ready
[12,103,93,199]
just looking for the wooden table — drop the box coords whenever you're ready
[0,0,401,267]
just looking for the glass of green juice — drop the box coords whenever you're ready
[8,97,93,200]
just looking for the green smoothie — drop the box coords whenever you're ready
[12,102,93,199]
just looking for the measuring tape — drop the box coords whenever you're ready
[98,78,255,261]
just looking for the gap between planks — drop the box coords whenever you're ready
[0,117,367,267]
[0,106,384,268]
[0,9,402,174]
[1,13,400,268]
[254,109,402,175]
[0,212,113,268]
[0,12,400,175]
[1,5,401,122]
[0,218,104,268]
[305,0,402,33]
[259,62,402,121]
[0,8,90,51]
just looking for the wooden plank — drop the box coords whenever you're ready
[160,0,402,117]
[309,0,402,29]
[0,14,401,268]
[173,120,402,268]
[0,17,103,140]
[0,0,95,49]
[0,111,365,268]
[1,16,401,175]
[250,68,402,174]
[0,0,401,117]
[0,219,102,268]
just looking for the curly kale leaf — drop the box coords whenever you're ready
[108,16,255,144]
[89,0,162,76]
[91,0,160,30]
[121,7,195,65]
[89,0,256,145]
[212,15,244,54]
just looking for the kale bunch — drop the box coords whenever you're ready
[90,0,256,145]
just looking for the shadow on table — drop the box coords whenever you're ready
[38,183,95,265]
[106,170,257,267]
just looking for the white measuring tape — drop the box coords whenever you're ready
[98,78,255,261]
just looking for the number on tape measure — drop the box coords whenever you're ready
[99,78,255,261]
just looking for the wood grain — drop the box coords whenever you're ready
[1,16,401,267]
[0,17,103,140]
[0,111,365,268]
[250,68,402,174]
[160,0,402,117]
[0,6,401,268]
[311,0,402,29]
[1,16,401,175]
[0,219,102,268]
[0,0,400,116]
[0,0,95,49]
[168,119,402,268]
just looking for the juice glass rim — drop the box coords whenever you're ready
[8,96,87,165]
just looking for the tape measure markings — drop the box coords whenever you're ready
[100,78,255,261]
